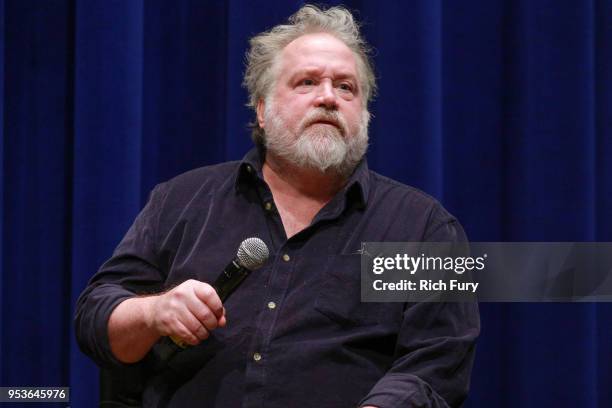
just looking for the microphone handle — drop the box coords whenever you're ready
[212,259,252,302]
[156,259,252,362]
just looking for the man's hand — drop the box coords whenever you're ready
[108,279,226,363]
[147,279,227,345]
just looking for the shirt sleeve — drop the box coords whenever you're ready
[74,183,168,368]
[358,205,481,408]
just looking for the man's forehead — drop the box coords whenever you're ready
[289,66,357,80]
[278,33,357,74]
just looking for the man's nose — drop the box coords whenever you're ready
[314,81,338,109]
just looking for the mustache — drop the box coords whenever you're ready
[299,109,348,136]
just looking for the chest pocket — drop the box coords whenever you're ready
[314,254,383,326]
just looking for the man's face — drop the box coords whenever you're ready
[258,32,369,176]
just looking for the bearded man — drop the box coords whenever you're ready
[75,5,479,408]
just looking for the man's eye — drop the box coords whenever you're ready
[338,83,353,92]
[301,79,315,86]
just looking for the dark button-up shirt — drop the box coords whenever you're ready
[75,147,479,408]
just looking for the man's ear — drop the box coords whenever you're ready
[256,99,265,129]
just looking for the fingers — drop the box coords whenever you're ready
[185,293,220,332]
[151,280,226,345]
[192,282,225,319]
[189,281,227,328]
[174,320,206,346]
[178,310,210,345]
[218,310,227,328]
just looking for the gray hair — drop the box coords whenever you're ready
[243,4,377,144]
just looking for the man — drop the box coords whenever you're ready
[75,5,479,407]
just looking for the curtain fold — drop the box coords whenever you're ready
[2,0,72,391]
[70,2,145,406]
[1,1,611,407]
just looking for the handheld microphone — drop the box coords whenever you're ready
[155,237,269,362]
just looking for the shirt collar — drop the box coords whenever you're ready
[234,146,266,189]
[234,146,370,209]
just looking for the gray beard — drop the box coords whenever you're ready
[263,102,369,178]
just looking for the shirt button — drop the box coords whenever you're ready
[282,254,290,262]
[267,301,276,310]
[253,352,262,362]
[264,202,273,211]
[245,165,253,173]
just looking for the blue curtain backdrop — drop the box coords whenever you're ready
[1,1,611,407]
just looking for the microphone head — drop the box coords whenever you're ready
[236,237,269,270]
